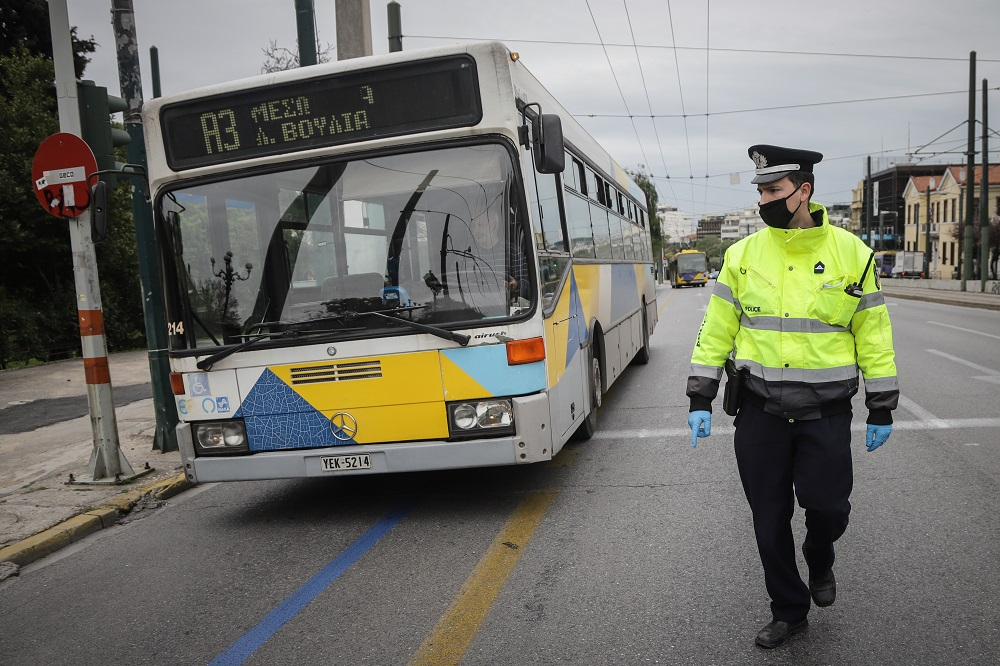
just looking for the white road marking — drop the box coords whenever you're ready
[927,349,1000,381]
[593,417,1000,441]
[897,395,948,429]
[927,320,1000,341]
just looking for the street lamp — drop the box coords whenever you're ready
[924,177,935,278]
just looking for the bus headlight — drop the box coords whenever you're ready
[193,420,249,455]
[447,399,515,438]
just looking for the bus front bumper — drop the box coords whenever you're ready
[177,393,552,483]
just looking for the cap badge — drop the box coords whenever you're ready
[814,261,825,274]
[751,151,768,169]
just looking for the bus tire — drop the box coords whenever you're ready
[574,346,602,441]
[634,305,650,365]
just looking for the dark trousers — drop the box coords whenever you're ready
[733,401,853,622]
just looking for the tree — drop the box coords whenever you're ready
[626,166,662,264]
[0,39,143,366]
[0,0,96,80]
[948,213,1000,280]
[260,38,334,73]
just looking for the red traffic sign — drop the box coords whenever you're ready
[31,132,99,219]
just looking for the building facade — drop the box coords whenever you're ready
[902,164,1000,278]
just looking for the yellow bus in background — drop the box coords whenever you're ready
[668,250,708,288]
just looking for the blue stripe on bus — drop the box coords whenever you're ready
[208,502,413,666]
[566,270,587,368]
[442,345,546,396]
[610,264,639,322]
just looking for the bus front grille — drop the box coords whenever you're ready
[289,360,383,385]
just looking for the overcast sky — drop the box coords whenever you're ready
[67,0,1000,219]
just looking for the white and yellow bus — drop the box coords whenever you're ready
[142,41,657,483]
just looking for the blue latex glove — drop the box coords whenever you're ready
[689,410,712,448]
[865,424,892,452]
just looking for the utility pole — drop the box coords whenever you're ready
[336,0,372,60]
[111,0,178,453]
[865,157,872,248]
[295,0,318,66]
[388,1,403,53]
[925,177,934,278]
[981,78,990,290]
[962,51,977,289]
[46,0,136,482]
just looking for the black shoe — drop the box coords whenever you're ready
[755,618,808,648]
[809,568,836,607]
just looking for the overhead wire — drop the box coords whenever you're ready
[664,0,696,205]
[622,0,676,209]
[583,0,655,200]
[405,35,1000,64]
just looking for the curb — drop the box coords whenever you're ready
[0,472,192,570]
[881,290,1000,311]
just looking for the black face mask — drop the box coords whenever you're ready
[758,184,804,229]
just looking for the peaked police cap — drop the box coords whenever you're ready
[748,144,824,184]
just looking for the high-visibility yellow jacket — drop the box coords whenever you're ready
[687,202,898,424]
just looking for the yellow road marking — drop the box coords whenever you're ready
[408,488,558,666]
[657,288,678,317]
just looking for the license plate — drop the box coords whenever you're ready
[321,453,372,472]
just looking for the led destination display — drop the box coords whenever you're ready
[160,56,481,170]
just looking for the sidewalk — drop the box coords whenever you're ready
[880,278,1000,310]
[0,351,187,576]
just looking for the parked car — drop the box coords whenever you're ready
[708,270,720,279]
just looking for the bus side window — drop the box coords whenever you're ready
[538,254,570,311]
[565,191,595,258]
[533,171,567,252]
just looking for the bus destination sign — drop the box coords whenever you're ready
[160,56,482,170]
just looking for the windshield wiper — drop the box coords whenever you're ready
[195,326,362,371]
[348,310,471,346]
[195,306,468,370]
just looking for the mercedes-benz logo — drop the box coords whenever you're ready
[329,412,358,441]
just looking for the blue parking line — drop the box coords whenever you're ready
[208,502,414,666]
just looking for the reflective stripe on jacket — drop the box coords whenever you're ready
[687,202,898,423]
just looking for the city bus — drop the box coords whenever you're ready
[874,250,896,278]
[668,249,708,287]
[139,41,657,483]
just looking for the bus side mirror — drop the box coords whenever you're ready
[532,113,565,174]
[90,180,108,243]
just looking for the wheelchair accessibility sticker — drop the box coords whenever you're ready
[189,373,211,396]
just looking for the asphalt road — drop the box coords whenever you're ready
[1,285,998,665]
[0,383,152,435]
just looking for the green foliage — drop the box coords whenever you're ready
[0,0,97,79]
[693,236,735,270]
[626,166,662,260]
[0,47,145,368]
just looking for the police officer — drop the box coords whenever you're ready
[686,145,898,648]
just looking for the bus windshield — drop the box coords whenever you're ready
[158,142,534,351]
[676,252,707,273]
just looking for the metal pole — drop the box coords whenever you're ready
[388,1,402,53]
[112,0,179,453]
[981,78,990,289]
[296,0,318,66]
[963,51,977,286]
[336,0,373,60]
[865,156,872,248]
[150,46,161,98]
[47,0,133,481]
[925,178,934,278]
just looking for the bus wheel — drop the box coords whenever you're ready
[574,349,601,441]
[634,306,650,365]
